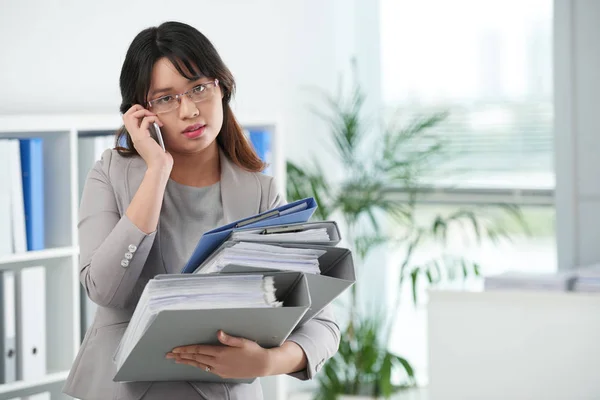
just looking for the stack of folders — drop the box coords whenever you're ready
[194,221,356,327]
[113,198,356,383]
[114,272,311,383]
[484,271,577,292]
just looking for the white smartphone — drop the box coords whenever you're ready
[150,122,166,152]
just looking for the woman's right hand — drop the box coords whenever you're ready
[123,104,174,173]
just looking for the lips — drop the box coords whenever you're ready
[183,123,205,133]
[182,123,206,139]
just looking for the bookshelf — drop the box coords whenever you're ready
[0,113,285,400]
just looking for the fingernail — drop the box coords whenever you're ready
[166,353,173,359]
[172,349,181,353]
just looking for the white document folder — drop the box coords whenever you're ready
[8,139,27,253]
[0,270,16,383]
[16,266,47,381]
[0,140,13,256]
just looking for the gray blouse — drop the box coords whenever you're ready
[159,179,224,274]
[150,180,257,398]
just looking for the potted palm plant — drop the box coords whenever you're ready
[286,64,525,399]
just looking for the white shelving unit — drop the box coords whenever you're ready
[0,113,285,400]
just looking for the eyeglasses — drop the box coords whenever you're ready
[147,79,219,114]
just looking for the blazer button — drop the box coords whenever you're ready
[124,252,133,260]
[317,359,326,371]
[128,244,138,253]
[121,259,130,268]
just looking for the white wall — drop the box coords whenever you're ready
[554,0,600,270]
[0,0,362,167]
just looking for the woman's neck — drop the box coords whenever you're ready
[169,142,221,187]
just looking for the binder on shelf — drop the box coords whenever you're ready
[20,138,45,251]
[181,197,318,273]
[196,241,356,326]
[78,135,114,198]
[8,139,27,253]
[0,270,17,383]
[16,266,47,381]
[248,128,273,176]
[0,140,13,256]
[113,271,311,384]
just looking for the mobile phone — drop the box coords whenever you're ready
[150,122,166,151]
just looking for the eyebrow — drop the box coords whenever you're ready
[149,77,206,98]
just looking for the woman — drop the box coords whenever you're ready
[63,21,340,400]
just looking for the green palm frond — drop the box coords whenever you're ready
[316,314,417,400]
[294,60,527,398]
[286,160,334,221]
[354,234,389,261]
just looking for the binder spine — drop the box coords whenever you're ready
[0,270,17,383]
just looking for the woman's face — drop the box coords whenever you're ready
[147,57,224,155]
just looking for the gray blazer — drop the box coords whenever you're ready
[63,148,340,400]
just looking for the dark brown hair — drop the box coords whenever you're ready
[115,21,265,172]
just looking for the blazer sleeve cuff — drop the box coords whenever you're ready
[84,215,157,307]
[285,332,319,380]
[97,214,156,269]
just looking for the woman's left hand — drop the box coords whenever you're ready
[166,330,272,379]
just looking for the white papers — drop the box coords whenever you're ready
[195,242,325,275]
[115,274,280,367]
[232,227,330,243]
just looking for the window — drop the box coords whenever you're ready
[380,0,553,190]
[378,0,555,385]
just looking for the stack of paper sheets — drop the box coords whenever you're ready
[195,242,325,275]
[115,274,281,368]
[231,227,330,243]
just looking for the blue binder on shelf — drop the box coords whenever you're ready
[20,139,45,251]
[181,197,317,273]
[248,129,273,176]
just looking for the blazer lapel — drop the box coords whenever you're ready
[219,149,261,224]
